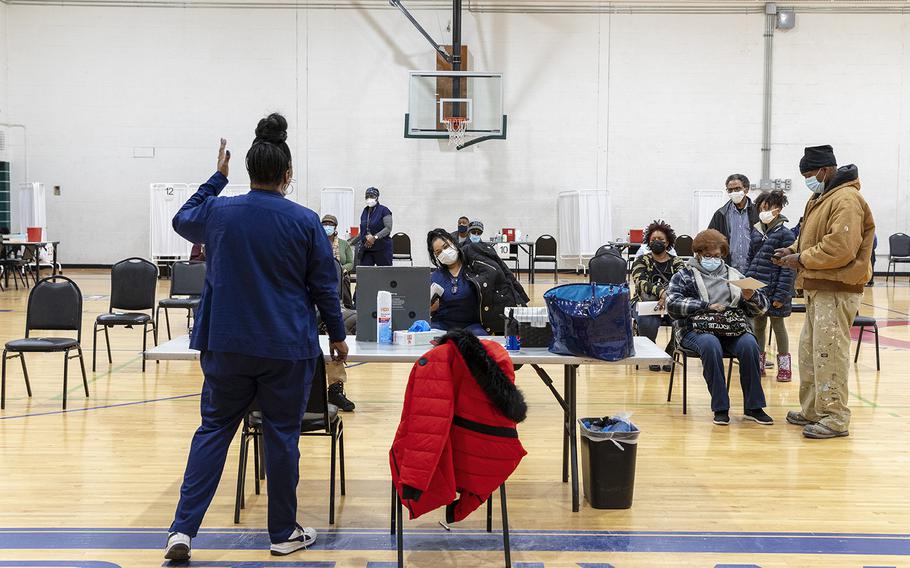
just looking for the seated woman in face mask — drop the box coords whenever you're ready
[427,229,489,336]
[666,229,773,428]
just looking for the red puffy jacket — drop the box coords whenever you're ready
[390,331,528,522]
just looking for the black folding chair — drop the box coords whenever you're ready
[675,235,694,258]
[2,276,88,410]
[392,233,413,266]
[589,247,627,285]
[235,356,345,525]
[390,482,511,568]
[93,258,158,373]
[668,345,735,415]
[532,235,558,283]
[156,260,205,340]
[886,233,910,284]
[853,314,881,371]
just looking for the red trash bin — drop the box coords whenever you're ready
[27,227,42,242]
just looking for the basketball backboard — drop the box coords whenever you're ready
[405,70,506,149]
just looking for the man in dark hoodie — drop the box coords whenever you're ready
[708,174,760,273]
[774,145,875,439]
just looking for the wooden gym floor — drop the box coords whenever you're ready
[1,269,909,568]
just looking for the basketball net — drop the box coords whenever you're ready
[443,117,468,147]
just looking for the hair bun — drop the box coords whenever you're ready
[255,113,288,144]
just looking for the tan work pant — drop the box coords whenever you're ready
[798,290,862,432]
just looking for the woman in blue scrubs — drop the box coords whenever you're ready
[427,229,487,336]
[356,187,393,267]
[165,114,348,561]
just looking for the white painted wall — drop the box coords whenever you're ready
[3,7,908,265]
[0,2,7,126]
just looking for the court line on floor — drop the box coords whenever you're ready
[0,393,201,420]
[0,527,909,555]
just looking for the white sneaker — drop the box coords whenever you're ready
[164,531,191,561]
[270,524,317,556]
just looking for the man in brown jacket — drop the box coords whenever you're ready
[774,145,875,439]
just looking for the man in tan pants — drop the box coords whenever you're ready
[775,145,875,439]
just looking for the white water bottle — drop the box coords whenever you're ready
[377,290,393,345]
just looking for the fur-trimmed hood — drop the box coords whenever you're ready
[437,330,527,423]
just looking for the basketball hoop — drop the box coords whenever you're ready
[443,117,469,146]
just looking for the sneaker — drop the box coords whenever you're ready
[759,352,767,376]
[744,409,774,425]
[270,524,317,556]
[803,423,849,439]
[713,411,730,426]
[662,364,673,373]
[648,364,661,372]
[164,532,191,561]
[327,382,355,412]
[786,411,813,426]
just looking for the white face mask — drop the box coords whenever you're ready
[437,248,458,266]
[365,198,378,208]
[729,191,745,205]
[759,210,777,224]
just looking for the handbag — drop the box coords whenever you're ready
[690,309,750,337]
[543,283,635,361]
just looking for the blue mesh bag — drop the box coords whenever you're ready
[543,283,635,361]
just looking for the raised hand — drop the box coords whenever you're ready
[217,138,231,178]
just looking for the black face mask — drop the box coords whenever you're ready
[650,241,667,254]
[458,225,468,234]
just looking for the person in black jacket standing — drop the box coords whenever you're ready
[708,173,759,273]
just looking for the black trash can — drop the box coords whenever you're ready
[578,417,639,509]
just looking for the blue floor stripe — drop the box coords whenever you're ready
[1,528,909,556]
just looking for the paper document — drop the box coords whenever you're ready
[728,277,767,290]
[636,301,667,316]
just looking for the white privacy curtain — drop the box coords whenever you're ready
[18,182,46,233]
[691,190,725,235]
[150,183,193,258]
[320,187,356,239]
[558,190,613,265]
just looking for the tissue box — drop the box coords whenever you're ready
[394,330,443,346]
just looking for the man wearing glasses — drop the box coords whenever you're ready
[708,173,760,273]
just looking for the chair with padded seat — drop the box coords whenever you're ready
[2,275,88,410]
[674,235,694,258]
[156,260,205,340]
[853,314,880,371]
[886,233,910,284]
[93,257,159,373]
[532,234,558,283]
[235,356,345,525]
[668,344,735,415]
[589,246,627,285]
[392,232,413,266]
[390,482,511,568]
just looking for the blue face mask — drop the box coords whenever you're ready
[700,257,722,272]
[469,235,482,243]
[805,176,824,194]
[323,225,336,236]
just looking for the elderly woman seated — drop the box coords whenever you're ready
[666,229,774,427]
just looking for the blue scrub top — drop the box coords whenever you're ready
[360,204,392,252]
[172,172,346,361]
[431,267,480,329]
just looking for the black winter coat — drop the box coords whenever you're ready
[746,219,796,317]
[463,243,530,335]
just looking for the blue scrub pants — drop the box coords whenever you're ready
[359,247,393,267]
[680,331,766,413]
[170,351,317,543]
